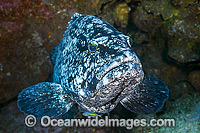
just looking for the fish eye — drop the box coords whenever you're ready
[88,44,97,53]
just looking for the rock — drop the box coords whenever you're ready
[163,14,200,63]
[167,39,200,63]
[159,1,200,63]
[171,0,198,8]
[132,6,162,36]
[0,0,40,40]
[133,31,149,45]
[131,0,175,37]
[99,1,131,31]
[0,35,54,104]
[188,70,200,93]
[98,1,116,27]
[170,81,196,101]
[135,93,200,132]
[113,2,131,28]
[131,0,200,63]
[142,0,174,21]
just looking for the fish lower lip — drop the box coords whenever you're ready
[80,61,144,108]
[92,50,142,97]
[95,62,144,101]
[84,50,141,97]
[81,50,143,106]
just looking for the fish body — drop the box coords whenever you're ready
[17,13,169,118]
[82,111,102,118]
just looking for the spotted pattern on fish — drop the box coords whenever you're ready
[17,13,169,118]
[52,13,144,112]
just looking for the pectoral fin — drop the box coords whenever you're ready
[120,75,169,115]
[17,82,74,118]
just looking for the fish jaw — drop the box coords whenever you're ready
[84,50,142,97]
[95,62,144,102]
[77,62,144,114]
[77,50,144,109]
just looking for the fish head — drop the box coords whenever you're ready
[58,13,144,112]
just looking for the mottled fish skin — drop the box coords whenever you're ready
[52,13,144,113]
[17,13,169,117]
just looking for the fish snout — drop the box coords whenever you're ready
[78,50,144,108]
[95,62,144,103]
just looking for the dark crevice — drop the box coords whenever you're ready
[178,80,197,92]
[162,40,185,67]
[156,103,167,116]
[169,94,182,102]
[142,6,154,15]
[159,14,165,21]
[98,1,113,15]
[127,0,141,7]
[0,96,17,111]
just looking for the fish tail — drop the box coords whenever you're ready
[98,114,102,118]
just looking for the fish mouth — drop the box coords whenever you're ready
[95,50,142,81]
[78,50,144,109]
[77,62,144,113]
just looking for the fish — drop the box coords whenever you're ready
[17,13,169,118]
[82,111,102,118]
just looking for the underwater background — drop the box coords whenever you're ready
[0,0,200,132]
